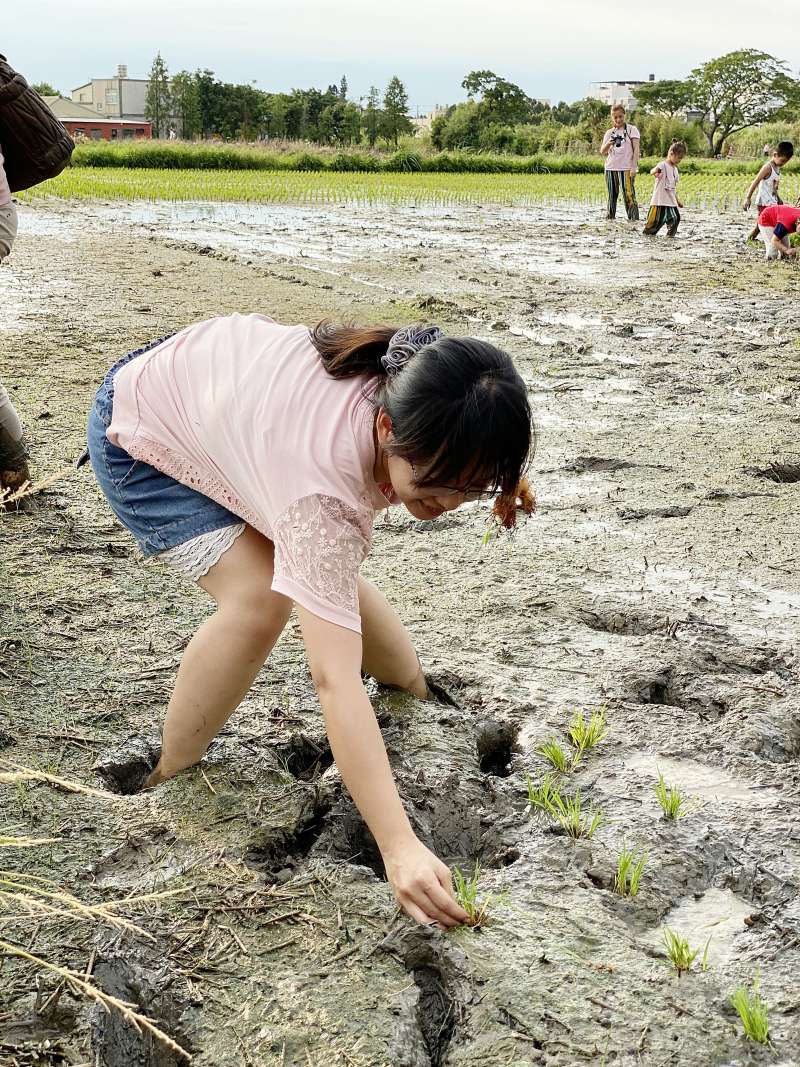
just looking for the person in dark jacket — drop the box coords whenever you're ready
[0,141,31,499]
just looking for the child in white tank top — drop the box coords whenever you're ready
[743,141,794,241]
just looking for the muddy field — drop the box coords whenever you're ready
[1,196,799,1067]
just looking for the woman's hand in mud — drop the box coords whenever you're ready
[382,833,469,929]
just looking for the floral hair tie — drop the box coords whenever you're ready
[380,323,444,377]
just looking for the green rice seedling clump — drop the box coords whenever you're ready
[730,982,770,1045]
[568,707,608,755]
[537,737,576,773]
[661,927,699,975]
[654,771,688,820]
[614,847,647,896]
[548,790,603,839]
[452,863,493,927]
[526,772,563,813]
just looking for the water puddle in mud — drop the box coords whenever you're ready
[623,753,777,807]
[646,887,753,965]
[20,199,725,297]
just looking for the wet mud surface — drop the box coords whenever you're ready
[1,198,799,1066]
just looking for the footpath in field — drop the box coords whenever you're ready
[1,198,799,1066]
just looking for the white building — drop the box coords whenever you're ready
[410,105,447,134]
[72,64,150,123]
[589,76,655,109]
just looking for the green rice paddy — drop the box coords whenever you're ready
[21,167,800,211]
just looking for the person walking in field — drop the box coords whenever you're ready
[742,141,794,242]
[643,140,686,238]
[85,314,533,928]
[0,142,32,498]
[600,104,640,221]
[756,203,800,260]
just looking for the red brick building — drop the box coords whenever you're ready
[44,96,152,140]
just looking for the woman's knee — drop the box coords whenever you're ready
[218,586,292,645]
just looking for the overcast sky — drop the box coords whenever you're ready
[7,0,800,114]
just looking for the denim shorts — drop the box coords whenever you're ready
[85,337,241,556]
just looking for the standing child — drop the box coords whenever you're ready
[742,141,794,242]
[600,104,641,221]
[643,140,686,238]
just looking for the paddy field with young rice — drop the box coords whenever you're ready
[1,169,799,1066]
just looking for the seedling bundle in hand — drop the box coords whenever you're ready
[452,863,494,928]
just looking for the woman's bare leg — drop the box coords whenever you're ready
[146,526,292,786]
[358,577,427,698]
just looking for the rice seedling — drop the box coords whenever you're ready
[653,770,689,820]
[526,772,563,813]
[547,790,603,839]
[661,927,700,975]
[730,982,771,1045]
[537,737,577,774]
[452,863,494,927]
[613,848,647,897]
[568,707,608,756]
[20,166,800,213]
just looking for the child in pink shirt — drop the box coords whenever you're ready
[643,140,687,237]
[86,314,534,929]
[600,104,641,221]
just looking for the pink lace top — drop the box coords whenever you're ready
[107,313,397,633]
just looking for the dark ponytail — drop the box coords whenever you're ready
[310,320,398,378]
[310,320,534,498]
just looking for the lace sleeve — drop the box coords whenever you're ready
[271,493,372,629]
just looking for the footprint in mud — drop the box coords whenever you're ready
[744,459,800,484]
[617,504,693,520]
[381,925,471,1067]
[475,719,519,777]
[310,768,521,879]
[634,667,730,721]
[560,455,636,474]
[271,732,333,780]
[575,603,678,637]
[94,734,161,794]
[91,939,196,1066]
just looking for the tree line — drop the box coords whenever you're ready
[432,52,800,158]
[145,54,414,146]
[135,49,800,158]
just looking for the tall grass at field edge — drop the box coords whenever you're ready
[70,141,792,177]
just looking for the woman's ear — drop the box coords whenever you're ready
[375,407,394,445]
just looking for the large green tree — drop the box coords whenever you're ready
[362,85,382,147]
[686,50,798,156]
[170,71,201,139]
[144,52,172,137]
[380,76,413,146]
[634,79,694,119]
[461,70,532,125]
